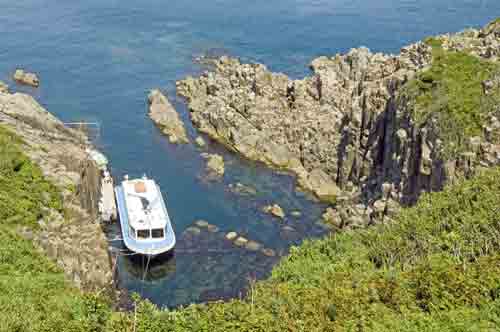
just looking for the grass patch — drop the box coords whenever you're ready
[402,46,500,157]
[0,125,110,332]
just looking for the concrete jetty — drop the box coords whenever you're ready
[88,148,117,222]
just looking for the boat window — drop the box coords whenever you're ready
[152,228,164,238]
[129,226,136,239]
[137,229,150,239]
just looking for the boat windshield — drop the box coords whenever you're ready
[152,228,164,238]
[137,229,150,239]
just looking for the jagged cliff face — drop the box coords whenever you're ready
[178,20,500,227]
[0,91,112,290]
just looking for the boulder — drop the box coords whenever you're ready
[205,154,225,177]
[299,169,340,203]
[148,89,189,144]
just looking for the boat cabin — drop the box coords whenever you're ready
[115,175,176,256]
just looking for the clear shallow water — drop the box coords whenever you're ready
[1,0,499,308]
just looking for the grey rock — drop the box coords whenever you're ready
[148,89,189,144]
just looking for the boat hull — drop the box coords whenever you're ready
[115,184,176,257]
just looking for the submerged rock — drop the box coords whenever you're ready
[261,248,276,257]
[148,89,189,144]
[234,236,248,247]
[228,182,257,196]
[185,226,201,235]
[195,220,209,228]
[13,69,40,87]
[263,204,285,219]
[245,240,262,251]
[206,224,219,233]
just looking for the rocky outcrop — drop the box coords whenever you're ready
[148,89,189,144]
[13,69,40,87]
[0,91,113,290]
[177,20,500,228]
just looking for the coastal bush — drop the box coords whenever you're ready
[403,46,500,156]
[0,125,110,332]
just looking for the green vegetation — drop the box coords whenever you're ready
[0,126,62,227]
[403,43,500,156]
[0,125,110,332]
[101,166,500,332]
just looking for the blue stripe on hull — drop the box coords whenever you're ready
[115,185,176,256]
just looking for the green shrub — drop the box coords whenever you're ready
[402,47,500,157]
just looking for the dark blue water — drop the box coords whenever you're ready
[1,0,498,308]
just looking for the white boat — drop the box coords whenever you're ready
[115,175,175,257]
